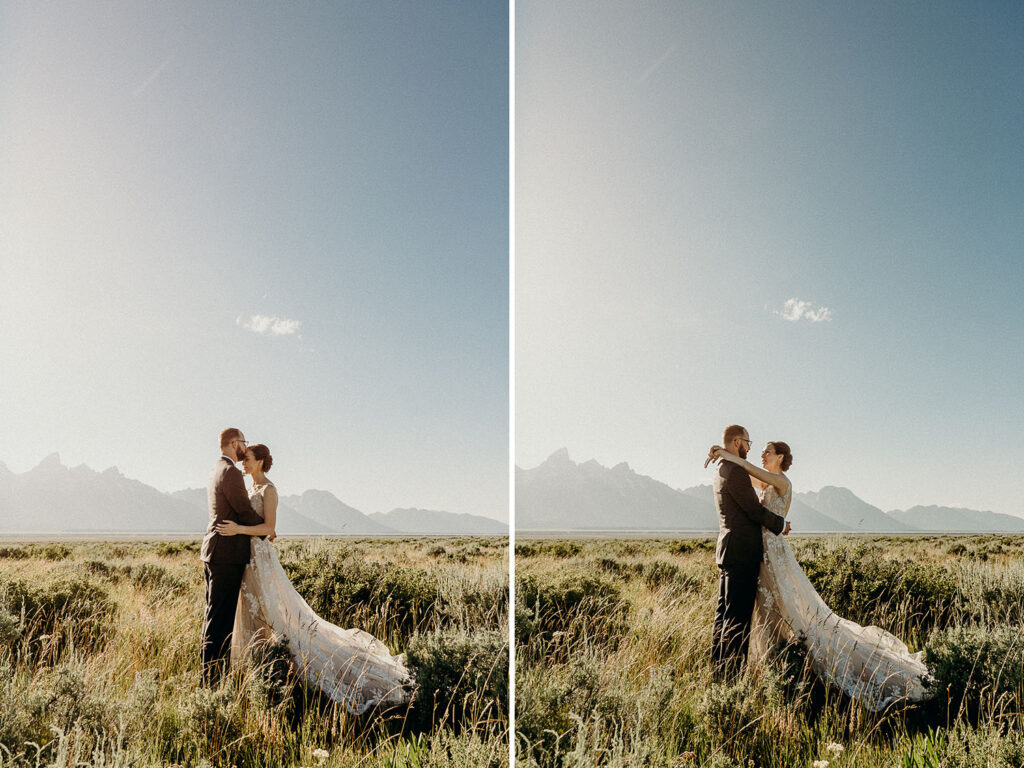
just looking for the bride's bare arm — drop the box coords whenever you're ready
[714,449,790,495]
[262,487,278,541]
[216,486,278,539]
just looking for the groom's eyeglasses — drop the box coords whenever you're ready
[739,438,751,446]
[234,439,248,446]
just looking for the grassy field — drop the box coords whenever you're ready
[0,537,509,768]
[515,535,1024,768]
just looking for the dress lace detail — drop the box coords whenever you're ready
[749,483,933,711]
[230,484,413,714]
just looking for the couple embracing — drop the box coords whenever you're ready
[200,427,413,714]
[708,424,932,711]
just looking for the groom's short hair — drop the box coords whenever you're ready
[220,427,243,449]
[723,424,746,445]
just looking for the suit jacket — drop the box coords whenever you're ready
[200,457,264,564]
[714,460,786,568]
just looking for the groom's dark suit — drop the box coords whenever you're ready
[200,456,262,680]
[712,460,786,674]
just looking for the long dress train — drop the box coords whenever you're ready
[230,482,414,714]
[749,483,932,711]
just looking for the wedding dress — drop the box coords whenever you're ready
[749,483,933,711]
[230,482,414,714]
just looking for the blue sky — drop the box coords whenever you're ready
[516,2,1024,516]
[0,2,508,521]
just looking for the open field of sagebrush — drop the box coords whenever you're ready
[515,535,1024,768]
[0,536,508,768]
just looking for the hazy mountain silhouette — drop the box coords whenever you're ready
[370,508,508,535]
[683,484,852,532]
[170,488,334,534]
[796,486,914,532]
[518,451,1020,533]
[888,505,1024,532]
[0,455,498,536]
[0,454,204,533]
[517,449,715,530]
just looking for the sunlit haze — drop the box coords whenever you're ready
[1,2,508,521]
[516,2,1024,516]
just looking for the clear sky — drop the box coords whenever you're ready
[1,2,508,521]
[516,2,1024,517]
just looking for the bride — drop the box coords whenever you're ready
[708,440,933,711]
[216,443,414,714]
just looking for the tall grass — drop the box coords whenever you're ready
[515,535,1024,768]
[0,537,509,768]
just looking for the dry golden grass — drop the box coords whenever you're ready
[515,535,1024,768]
[0,536,509,768]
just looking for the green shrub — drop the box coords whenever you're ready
[924,625,1024,716]
[178,685,243,764]
[594,557,642,579]
[81,559,121,581]
[0,547,28,560]
[0,608,20,648]
[516,542,581,559]
[514,664,579,767]
[130,563,187,595]
[0,575,114,654]
[25,662,110,731]
[153,541,199,557]
[641,559,681,590]
[798,542,958,634]
[244,638,297,714]
[405,628,508,730]
[517,570,627,650]
[937,721,1024,768]
[29,544,73,561]
[668,539,715,555]
[284,556,440,638]
[439,577,508,630]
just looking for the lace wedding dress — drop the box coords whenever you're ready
[230,483,414,714]
[749,483,933,711]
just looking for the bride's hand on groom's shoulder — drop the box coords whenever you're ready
[703,445,724,469]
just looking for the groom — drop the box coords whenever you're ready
[200,427,263,683]
[711,424,790,677]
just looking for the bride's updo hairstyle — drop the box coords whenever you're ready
[769,441,793,471]
[250,443,273,472]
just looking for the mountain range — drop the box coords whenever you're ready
[0,455,507,536]
[517,449,1024,533]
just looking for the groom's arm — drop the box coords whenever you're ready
[726,465,786,535]
[222,466,263,527]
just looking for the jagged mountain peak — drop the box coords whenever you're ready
[518,450,1017,533]
[544,447,574,466]
[370,507,507,535]
[518,451,715,531]
[32,453,65,471]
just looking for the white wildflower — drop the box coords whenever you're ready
[312,748,329,764]
[826,742,845,754]
[812,761,829,768]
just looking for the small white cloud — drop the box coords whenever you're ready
[776,298,832,323]
[237,314,302,336]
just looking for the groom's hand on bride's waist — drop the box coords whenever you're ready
[783,521,792,536]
